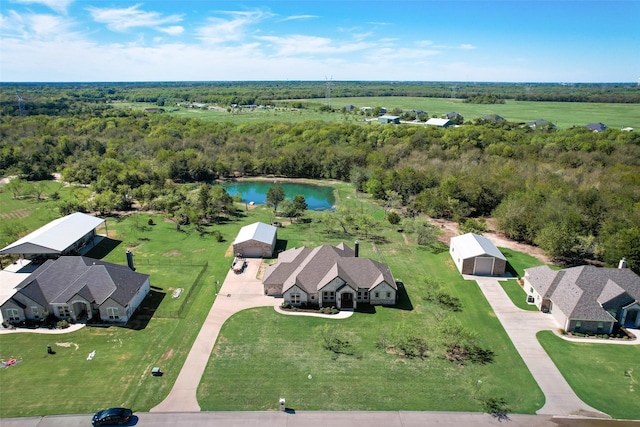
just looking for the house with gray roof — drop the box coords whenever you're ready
[0,256,150,324]
[0,212,105,260]
[232,222,277,258]
[450,233,507,276]
[586,122,607,132]
[524,264,640,334]
[262,242,396,309]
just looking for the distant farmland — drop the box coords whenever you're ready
[115,97,640,130]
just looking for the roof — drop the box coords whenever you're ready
[0,212,105,255]
[586,123,607,132]
[445,112,462,119]
[525,265,640,322]
[482,114,505,122]
[233,222,277,245]
[378,115,400,120]
[426,118,453,127]
[451,233,506,260]
[262,243,395,294]
[12,256,149,307]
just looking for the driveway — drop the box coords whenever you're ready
[473,277,609,417]
[151,258,280,412]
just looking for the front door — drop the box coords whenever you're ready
[626,310,639,327]
[340,292,354,309]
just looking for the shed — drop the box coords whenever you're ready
[232,222,277,258]
[378,115,400,124]
[0,212,105,258]
[426,118,454,128]
[449,233,507,276]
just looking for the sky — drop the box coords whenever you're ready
[0,0,639,82]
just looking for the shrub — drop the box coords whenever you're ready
[57,320,69,329]
[281,302,291,309]
[387,211,401,225]
[148,218,155,225]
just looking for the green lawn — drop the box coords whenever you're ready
[538,331,640,420]
[112,98,640,129]
[499,280,538,311]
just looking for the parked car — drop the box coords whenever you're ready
[92,407,133,426]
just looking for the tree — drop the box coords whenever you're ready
[293,194,308,215]
[266,183,285,213]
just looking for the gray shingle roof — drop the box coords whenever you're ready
[14,256,149,307]
[525,265,640,322]
[263,243,395,294]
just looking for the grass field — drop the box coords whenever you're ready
[1,180,637,418]
[538,331,640,420]
[114,97,640,129]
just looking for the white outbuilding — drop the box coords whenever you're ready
[449,233,507,276]
[232,222,277,258]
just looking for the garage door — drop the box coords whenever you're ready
[474,257,494,275]
[240,245,265,258]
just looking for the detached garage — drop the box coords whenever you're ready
[232,222,277,258]
[449,233,507,276]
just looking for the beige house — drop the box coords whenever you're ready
[1,256,150,324]
[263,242,396,309]
[449,233,507,276]
[524,263,640,334]
[232,222,277,258]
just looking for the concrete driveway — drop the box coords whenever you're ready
[151,258,280,412]
[473,277,609,417]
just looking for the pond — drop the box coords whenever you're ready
[223,181,335,211]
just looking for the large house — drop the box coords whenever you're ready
[450,233,507,276]
[262,242,396,309]
[0,256,150,324]
[524,263,640,334]
[0,212,105,260]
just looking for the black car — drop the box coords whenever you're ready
[92,407,133,426]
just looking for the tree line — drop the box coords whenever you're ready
[0,95,639,271]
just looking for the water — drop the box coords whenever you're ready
[223,181,335,211]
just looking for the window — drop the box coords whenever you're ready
[363,291,368,300]
[597,322,604,330]
[530,287,534,293]
[386,292,391,298]
[375,292,379,298]
[57,306,70,317]
[31,306,40,318]
[6,308,19,321]
[107,307,120,320]
[311,295,315,300]
[357,291,362,299]
[291,294,300,304]
[323,291,328,299]
[575,320,582,329]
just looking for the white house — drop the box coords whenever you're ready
[449,233,507,276]
[232,222,277,258]
[425,118,454,128]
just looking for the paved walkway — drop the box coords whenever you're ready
[472,276,610,417]
[151,259,282,412]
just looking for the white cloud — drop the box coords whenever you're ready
[10,0,74,14]
[257,35,375,56]
[158,26,184,36]
[196,10,272,44]
[87,4,182,33]
[281,15,319,21]
[0,10,78,41]
[460,43,477,50]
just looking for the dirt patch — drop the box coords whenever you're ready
[160,348,175,362]
[0,208,31,220]
[56,342,79,350]
[224,244,235,257]
[162,250,181,257]
[192,248,206,253]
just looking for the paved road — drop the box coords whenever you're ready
[4,411,639,427]
[150,259,280,412]
[472,277,608,417]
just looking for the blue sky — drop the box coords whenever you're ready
[1,0,639,82]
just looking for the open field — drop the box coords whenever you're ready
[538,331,640,419]
[113,98,640,129]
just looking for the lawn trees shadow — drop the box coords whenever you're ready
[394,281,414,311]
[273,239,288,254]
[124,287,166,330]
[83,237,122,259]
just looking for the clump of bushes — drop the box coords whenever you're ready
[57,320,69,329]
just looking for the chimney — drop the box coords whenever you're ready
[618,258,627,269]
[354,240,359,258]
[126,250,136,271]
